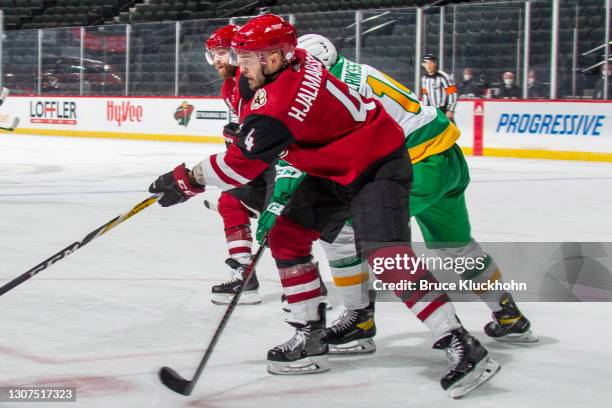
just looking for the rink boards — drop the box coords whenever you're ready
[1,95,611,162]
[455,99,612,162]
[1,95,228,143]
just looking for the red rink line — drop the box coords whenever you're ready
[0,343,208,364]
[0,374,136,396]
[186,381,371,408]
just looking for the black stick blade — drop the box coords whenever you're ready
[159,366,193,396]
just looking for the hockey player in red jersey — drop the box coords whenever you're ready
[204,24,271,305]
[205,25,330,307]
[206,24,333,308]
[149,14,499,397]
[206,24,241,113]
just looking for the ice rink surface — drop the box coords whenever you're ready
[1,134,612,408]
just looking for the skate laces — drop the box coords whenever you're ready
[219,274,243,287]
[279,322,310,352]
[226,262,246,281]
[331,309,358,333]
[446,335,464,371]
[231,268,246,280]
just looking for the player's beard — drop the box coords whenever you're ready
[216,63,237,80]
[243,62,285,90]
[244,71,266,91]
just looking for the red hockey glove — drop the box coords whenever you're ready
[149,163,205,207]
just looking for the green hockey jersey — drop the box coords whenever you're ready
[330,55,459,163]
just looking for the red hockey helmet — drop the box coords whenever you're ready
[205,24,240,65]
[230,14,297,67]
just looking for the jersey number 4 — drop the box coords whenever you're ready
[326,80,376,122]
[244,129,255,151]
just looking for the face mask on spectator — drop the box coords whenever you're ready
[463,74,473,81]
[528,77,535,86]
[504,79,514,86]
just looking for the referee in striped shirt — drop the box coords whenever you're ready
[420,54,458,121]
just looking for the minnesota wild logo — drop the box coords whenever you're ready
[174,101,194,127]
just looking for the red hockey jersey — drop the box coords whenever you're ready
[196,49,405,190]
[221,68,243,116]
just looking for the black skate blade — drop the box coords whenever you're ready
[211,291,262,305]
[329,338,376,355]
[159,366,193,395]
[493,330,539,343]
[267,355,331,375]
[449,357,501,399]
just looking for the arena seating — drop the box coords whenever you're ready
[17,0,130,29]
[0,0,607,97]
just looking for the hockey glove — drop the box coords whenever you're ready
[223,122,240,148]
[256,201,284,244]
[149,163,205,207]
[255,161,306,244]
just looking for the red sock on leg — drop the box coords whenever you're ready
[218,192,253,265]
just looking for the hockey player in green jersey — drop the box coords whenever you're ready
[256,34,537,357]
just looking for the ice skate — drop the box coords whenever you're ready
[485,293,538,343]
[327,300,376,355]
[211,258,261,305]
[433,327,501,398]
[267,304,330,375]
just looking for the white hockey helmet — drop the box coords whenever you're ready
[298,34,338,69]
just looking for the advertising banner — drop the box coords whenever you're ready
[3,95,611,162]
[4,96,228,143]
[483,100,611,154]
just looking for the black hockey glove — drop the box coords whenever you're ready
[149,163,205,207]
[223,122,240,148]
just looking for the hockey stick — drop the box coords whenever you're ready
[159,238,268,396]
[0,193,162,297]
[0,87,18,131]
[0,116,20,131]
[0,86,9,106]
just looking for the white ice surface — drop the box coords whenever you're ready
[1,134,612,408]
